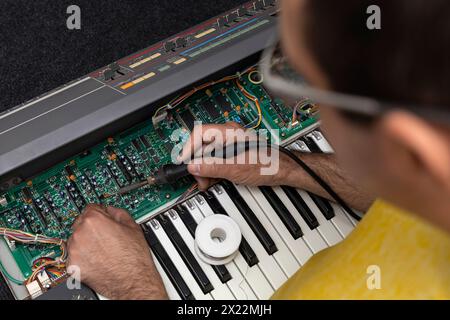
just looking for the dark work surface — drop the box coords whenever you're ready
[0,273,14,300]
[0,0,245,113]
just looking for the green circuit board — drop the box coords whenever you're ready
[0,70,318,278]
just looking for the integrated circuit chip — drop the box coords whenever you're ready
[140,135,151,148]
[203,100,221,119]
[178,109,196,131]
[215,94,232,113]
[132,139,142,151]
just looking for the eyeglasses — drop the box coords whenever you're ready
[259,35,450,125]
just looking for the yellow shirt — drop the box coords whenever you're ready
[272,199,450,299]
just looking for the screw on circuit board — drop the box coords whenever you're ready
[165,193,171,199]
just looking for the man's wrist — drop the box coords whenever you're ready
[117,276,168,300]
[275,152,305,187]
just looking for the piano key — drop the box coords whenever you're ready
[142,223,195,300]
[235,185,300,277]
[306,130,334,153]
[301,136,321,153]
[156,214,214,294]
[297,190,343,246]
[248,187,313,266]
[221,181,278,255]
[211,184,287,290]
[345,209,361,226]
[152,253,181,300]
[272,187,328,253]
[187,198,260,300]
[201,191,259,267]
[330,203,357,236]
[259,186,303,239]
[166,210,235,300]
[281,186,319,230]
[149,219,213,300]
[294,140,312,153]
[177,204,198,235]
[308,192,335,220]
[177,205,232,284]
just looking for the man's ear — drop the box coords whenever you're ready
[376,110,450,188]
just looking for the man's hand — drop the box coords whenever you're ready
[67,204,167,300]
[179,122,301,190]
[180,122,374,211]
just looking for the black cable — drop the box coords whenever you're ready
[214,140,361,221]
[155,139,361,221]
[277,146,361,221]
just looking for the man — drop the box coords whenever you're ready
[67,0,450,299]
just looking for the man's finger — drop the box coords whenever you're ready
[192,176,212,191]
[71,213,85,231]
[179,123,244,163]
[187,159,233,179]
[105,206,136,227]
[71,204,107,230]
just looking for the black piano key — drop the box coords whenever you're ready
[176,205,232,284]
[176,205,198,236]
[156,215,214,294]
[308,192,335,220]
[301,136,321,153]
[202,191,259,267]
[259,186,303,239]
[221,181,278,255]
[282,186,319,230]
[142,225,194,300]
[201,191,227,216]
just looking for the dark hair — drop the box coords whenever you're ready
[304,0,450,110]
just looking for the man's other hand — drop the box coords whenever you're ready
[67,204,167,300]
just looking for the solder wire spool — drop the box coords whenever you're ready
[248,70,264,85]
[194,214,242,265]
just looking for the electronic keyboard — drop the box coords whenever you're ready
[0,0,358,300]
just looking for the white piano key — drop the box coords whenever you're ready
[185,199,259,300]
[245,186,314,266]
[152,252,181,300]
[149,220,212,300]
[183,199,204,222]
[347,209,361,226]
[235,185,300,277]
[331,203,357,236]
[166,210,236,300]
[211,185,287,290]
[288,140,311,153]
[272,187,328,253]
[192,196,270,300]
[307,130,334,153]
[297,190,343,246]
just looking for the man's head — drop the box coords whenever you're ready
[280,0,450,230]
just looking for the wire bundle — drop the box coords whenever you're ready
[153,65,258,121]
[28,257,66,284]
[0,227,66,285]
[235,78,263,129]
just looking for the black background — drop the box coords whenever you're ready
[0,0,245,113]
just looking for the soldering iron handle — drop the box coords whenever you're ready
[155,163,190,185]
